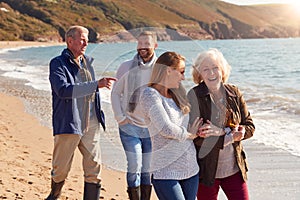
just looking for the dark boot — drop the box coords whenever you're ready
[83,182,101,200]
[45,179,65,200]
[141,185,152,200]
[127,186,140,200]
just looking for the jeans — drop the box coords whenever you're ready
[119,123,152,187]
[152,173,199,200]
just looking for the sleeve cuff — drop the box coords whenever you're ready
[224,133,234,147]
[116,115,126,124]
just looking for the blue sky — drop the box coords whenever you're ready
[220,0,295,5]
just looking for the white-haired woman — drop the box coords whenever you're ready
[188,48,255,200]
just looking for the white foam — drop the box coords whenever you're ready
[1,61,51,91]
[0,45,42,54]
[252,114,300,157]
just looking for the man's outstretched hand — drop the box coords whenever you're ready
[98,77,117,89]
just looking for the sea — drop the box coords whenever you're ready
[0,38,299,172]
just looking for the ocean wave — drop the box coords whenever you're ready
[246,97,261,103]
[248,92,300,117]
[252,116,300,157]
[0,45,44,54]
[291,69,300,74]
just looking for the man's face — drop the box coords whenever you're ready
[137,35,157,63]
[68,30,88,58]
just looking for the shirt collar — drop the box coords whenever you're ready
[196,82,236,98]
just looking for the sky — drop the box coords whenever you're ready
[220,0,297,5]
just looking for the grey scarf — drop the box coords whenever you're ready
[74,56,94,132]
[127,53,156,112]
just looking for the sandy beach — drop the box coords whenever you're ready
[0,41,300,200]
[0,91,132,199]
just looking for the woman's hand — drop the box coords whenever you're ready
[232,125,245,141]
[198,120,225,138]
[187,117,203,139]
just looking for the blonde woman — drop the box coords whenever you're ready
[140,52,201,200]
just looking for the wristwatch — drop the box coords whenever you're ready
[224,127,231,135]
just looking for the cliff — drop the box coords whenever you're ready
[0,0,299,42]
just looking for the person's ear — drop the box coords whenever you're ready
[66,37,72,46]
[166,66,172,75]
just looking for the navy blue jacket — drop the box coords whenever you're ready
[49,49,105,135]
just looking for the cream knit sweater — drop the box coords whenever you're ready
[140,87,199,179]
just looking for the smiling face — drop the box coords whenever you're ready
[167,59,186,89]
[137,34,157,63]
[200,56,223,91]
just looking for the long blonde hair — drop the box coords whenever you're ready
[149,51,190,114]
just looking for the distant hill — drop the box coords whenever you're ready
[0,0,299,42]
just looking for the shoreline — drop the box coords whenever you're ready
[0,42,300,199]
[0,41,64,49]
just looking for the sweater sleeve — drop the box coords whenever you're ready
[110,61,132,123]
[111,74,126,123]
[141,88,189,141]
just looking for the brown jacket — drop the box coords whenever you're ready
[187,82,255,186]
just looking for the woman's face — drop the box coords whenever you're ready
[200,56,223,91]
[167,59,185,89]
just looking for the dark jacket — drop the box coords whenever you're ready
[49,49,105,135]
[187,82,255,186]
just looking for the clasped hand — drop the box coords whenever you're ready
[198,120,246,141]
[198,120,225,138]
[187,117,203,139]
[231,125,245,141]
